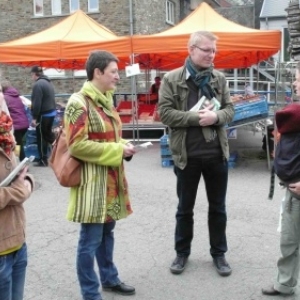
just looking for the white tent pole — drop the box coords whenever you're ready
[129,0,139,143]
[234,68,238,92]
[249,66,254,91]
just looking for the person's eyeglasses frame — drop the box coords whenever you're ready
[193,45,216,54]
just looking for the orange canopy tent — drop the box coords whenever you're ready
[131,2,281,70]
[0,4,281,71]
[0,10,131,69]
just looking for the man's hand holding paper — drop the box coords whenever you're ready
[190,96,221,112]
[198,106,218,126]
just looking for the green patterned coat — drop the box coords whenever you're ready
[64,81,132,223]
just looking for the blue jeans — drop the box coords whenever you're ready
[77,221,121,300]
[0,243,27,300]
[174,157,228,258]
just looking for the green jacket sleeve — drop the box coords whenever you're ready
[158,74,200,128]
[214,74,235,125]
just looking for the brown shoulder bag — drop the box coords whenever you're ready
[49,126,81,187]
[49,95,89,187]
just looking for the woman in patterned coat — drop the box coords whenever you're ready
[64,50,136,300]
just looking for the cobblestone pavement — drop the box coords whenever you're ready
[23,128,298,300]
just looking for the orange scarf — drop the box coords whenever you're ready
[0,111,14,155]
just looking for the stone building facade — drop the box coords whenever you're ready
[0,0,256,97]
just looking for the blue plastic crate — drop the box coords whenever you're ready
[228,151,238,168]
[24,144,52,160]
[161,158,174,167]
[229,151,238,162]
[24,105,32,124]
[160,145,172,156]
[25,130,37,146]
[232,98,268,122]
[53,110,65,128]
[24,144,39,160]
[228,161,236,169]
[160,134,169,145]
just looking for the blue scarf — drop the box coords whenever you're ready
[185,57,215,99]
[185,57,217,143]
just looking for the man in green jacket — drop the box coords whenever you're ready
[158,31,234,276]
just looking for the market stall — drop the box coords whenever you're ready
[131,2,281,70]
[0,4,282,146]
[118,2,281,142]
[0,10,133,159]
[0,10,131,69]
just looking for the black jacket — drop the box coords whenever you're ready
[31,76,56,119]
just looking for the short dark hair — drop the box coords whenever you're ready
[154,76,161,80]
[85,50,119,81]
[30,65,44,76]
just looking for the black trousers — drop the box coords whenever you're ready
[13,128,28,161]
[174,157,228,258]
[36,116,55,161]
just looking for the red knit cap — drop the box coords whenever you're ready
[275,103,300,134]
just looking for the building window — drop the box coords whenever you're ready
[70,0,80,13]
[34,0,43,16]
[166,0,175,25]
[88,0,99,12]
[52,0,61,15]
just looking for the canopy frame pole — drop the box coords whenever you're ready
[129,0,140,143]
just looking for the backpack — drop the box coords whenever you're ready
[273,132,300,183]
[268,103,300,199]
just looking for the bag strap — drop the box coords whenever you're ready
[268,164,275,200]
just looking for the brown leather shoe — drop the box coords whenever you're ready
[261,286,281,296]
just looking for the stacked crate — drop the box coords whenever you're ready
[53,108,65,128]
[138,104,155,123]
[24,107,64,160]
[116,101,133,124]
[24,129,39,160]
[23,104,37,159]
[160,134,174,167]
[228,151,239,169]
[228,96,269,127]
[160,134,238,168]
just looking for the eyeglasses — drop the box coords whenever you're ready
[193,45,216,54]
